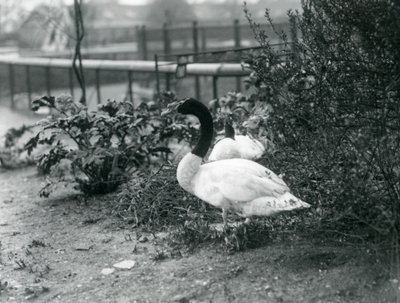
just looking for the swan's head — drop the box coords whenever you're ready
[177,98,208,115]
[224,117,235,139]
[161,98,211,123]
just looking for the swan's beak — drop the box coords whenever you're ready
[160,100,185,116]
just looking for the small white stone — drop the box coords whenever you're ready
[101,268,115,275]
[113,260,136,269]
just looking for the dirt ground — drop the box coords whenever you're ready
[0,167,398,303]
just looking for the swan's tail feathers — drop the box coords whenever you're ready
[240,192,310,217]
[280,192,311,209]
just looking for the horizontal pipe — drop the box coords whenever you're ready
[0,57,250,77]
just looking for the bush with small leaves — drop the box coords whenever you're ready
[241,0,400,237]
[0,125,35,170]
[25,94,190,196]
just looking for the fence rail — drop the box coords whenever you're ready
[21,19,292,61]
[0,55,250,110]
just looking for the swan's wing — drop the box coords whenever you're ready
[193,159,289,203]
[213,158,287,187]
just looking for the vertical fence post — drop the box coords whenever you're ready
[200,27,207,52]
[25,65,32,109]
[8,64,15,109]
[83,28,90,48]
[165,73,171,92]
[163,23,171,91]
[141,25,148,60]
[68,67,74,98]
[95,69,101,105]
[233,19,241,92]
[84,30,89,48]
[212,76,218,99]
[127,70,134,103]
[163,23,171,55]
[192,21,201,100]
[45,66,51,96]
[233,19,241,48]
[155,54,161,97]
[135,25,141,59]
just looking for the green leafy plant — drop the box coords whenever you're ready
[25,94,180,196]
[241,0,400,237]
[0,125,35,170]
[210,91,276,155]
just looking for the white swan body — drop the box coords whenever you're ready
[174,98,310,227]
[208,124,265,161]
[178,153,309,218]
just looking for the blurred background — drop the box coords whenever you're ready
[0,0,300,114]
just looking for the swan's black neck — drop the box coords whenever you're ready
[224,122,235,140]
[192,105,213,158]
[181,100,213,158]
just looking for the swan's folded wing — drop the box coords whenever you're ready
[194,159,289,202]
[216,171,289,201]
[211,158,288,188]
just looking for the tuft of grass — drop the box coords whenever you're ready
[28,239,46,248]
[114,165,220,230]
[168,213,220,251]
[223,221,273,252]
[151,249,169,262]
[169,214,277,253]
[14,258,27,270]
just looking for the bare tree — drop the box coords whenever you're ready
[72,0,86,104]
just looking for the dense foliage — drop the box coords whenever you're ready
[25,94,194,196]
[0,125,35,170]
[240,0,400,236]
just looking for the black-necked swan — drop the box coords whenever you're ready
[173,98,310,229]
[208,120,265,161]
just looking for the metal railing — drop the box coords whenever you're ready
[155,42,294,100]
[0,55,251,110]
[21,19,290,61]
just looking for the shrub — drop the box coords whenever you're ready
[241,0,400,237]
[25,94,180,196]
[0,125,36,170]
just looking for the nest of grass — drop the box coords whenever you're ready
[114,164,221,230]
[114,164,314,253]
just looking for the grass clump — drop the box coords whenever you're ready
[114,164,220,230]
[168,213,220,251]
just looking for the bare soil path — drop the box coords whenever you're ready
[0,166,398,303]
